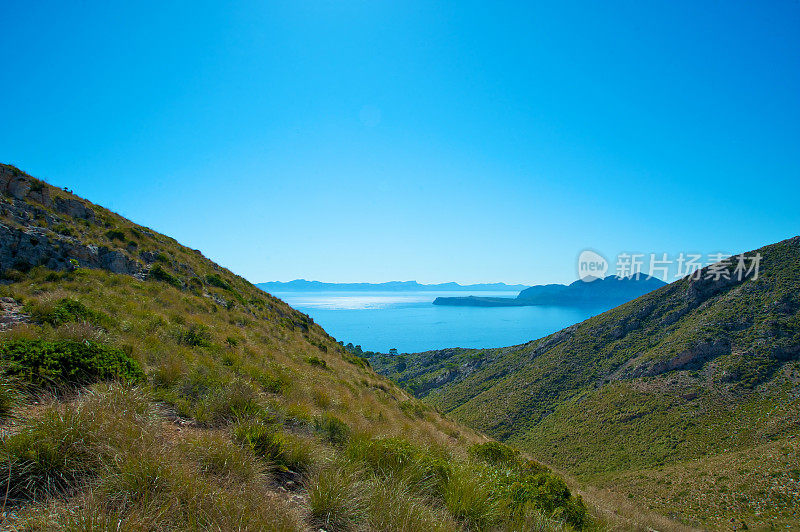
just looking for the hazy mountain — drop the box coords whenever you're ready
[432,275,666,307]
[257,279,530,292]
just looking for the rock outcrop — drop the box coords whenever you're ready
[0,164,146,278]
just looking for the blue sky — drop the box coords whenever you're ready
[2,1,798,284]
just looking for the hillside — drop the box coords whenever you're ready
[0,164,590,531]
[373,237,800,529]
[432,276,666,308]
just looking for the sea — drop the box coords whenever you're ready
[268,290,606,354]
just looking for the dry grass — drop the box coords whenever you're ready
[0,268,590,531]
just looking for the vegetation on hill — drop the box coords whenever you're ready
[373,237,800,529]
[0,164,590,531]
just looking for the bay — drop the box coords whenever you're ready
[269,290,606,354]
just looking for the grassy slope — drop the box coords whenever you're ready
[0,164,594,531]
[373,237,800,530]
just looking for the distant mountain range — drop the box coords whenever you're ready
[432,275,667,307]
[256,280,531,292]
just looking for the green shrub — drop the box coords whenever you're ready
[27,298,110,327]
[500,469,586,528]
[0,339,145,388]
[344,352,370,368]
[105,229,126,242]
[0,269,25,282]
[305,356,327,369]
[149,264,182,288]
[52,223,73,236]
[469,441,520,466]
[250,368,289,394]
[206,273,233,291]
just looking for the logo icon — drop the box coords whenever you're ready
[577,250,608,282]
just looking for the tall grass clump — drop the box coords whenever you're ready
[0,406,99,501]
[345,434,451,499]
[0,372,22,419]
[25,298,111,328]
[0,383,155,504]
[441,461,500,529]
[362,477,458,532]
[233,420,316,473]
[180,432,264,483]
[314,413,351,447]
[194,379,262,426]
[306,463,367,530]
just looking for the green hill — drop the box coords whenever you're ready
[372,237,800,529]
[0,164,591,531]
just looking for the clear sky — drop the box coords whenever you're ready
[2,1,798,285]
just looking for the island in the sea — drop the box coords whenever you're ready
[432,275,666,307]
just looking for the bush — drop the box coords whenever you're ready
[105,229,126,242]
[305,356,327,369]
[250,367,289,394]
[149,264,182,288]
[0,339,145,388]
[27,298,110,328]
[469,441,520,466]
[344,352,370,368]
[500,470,586,528]
[51,223,73,236]
[206,273,233,291]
